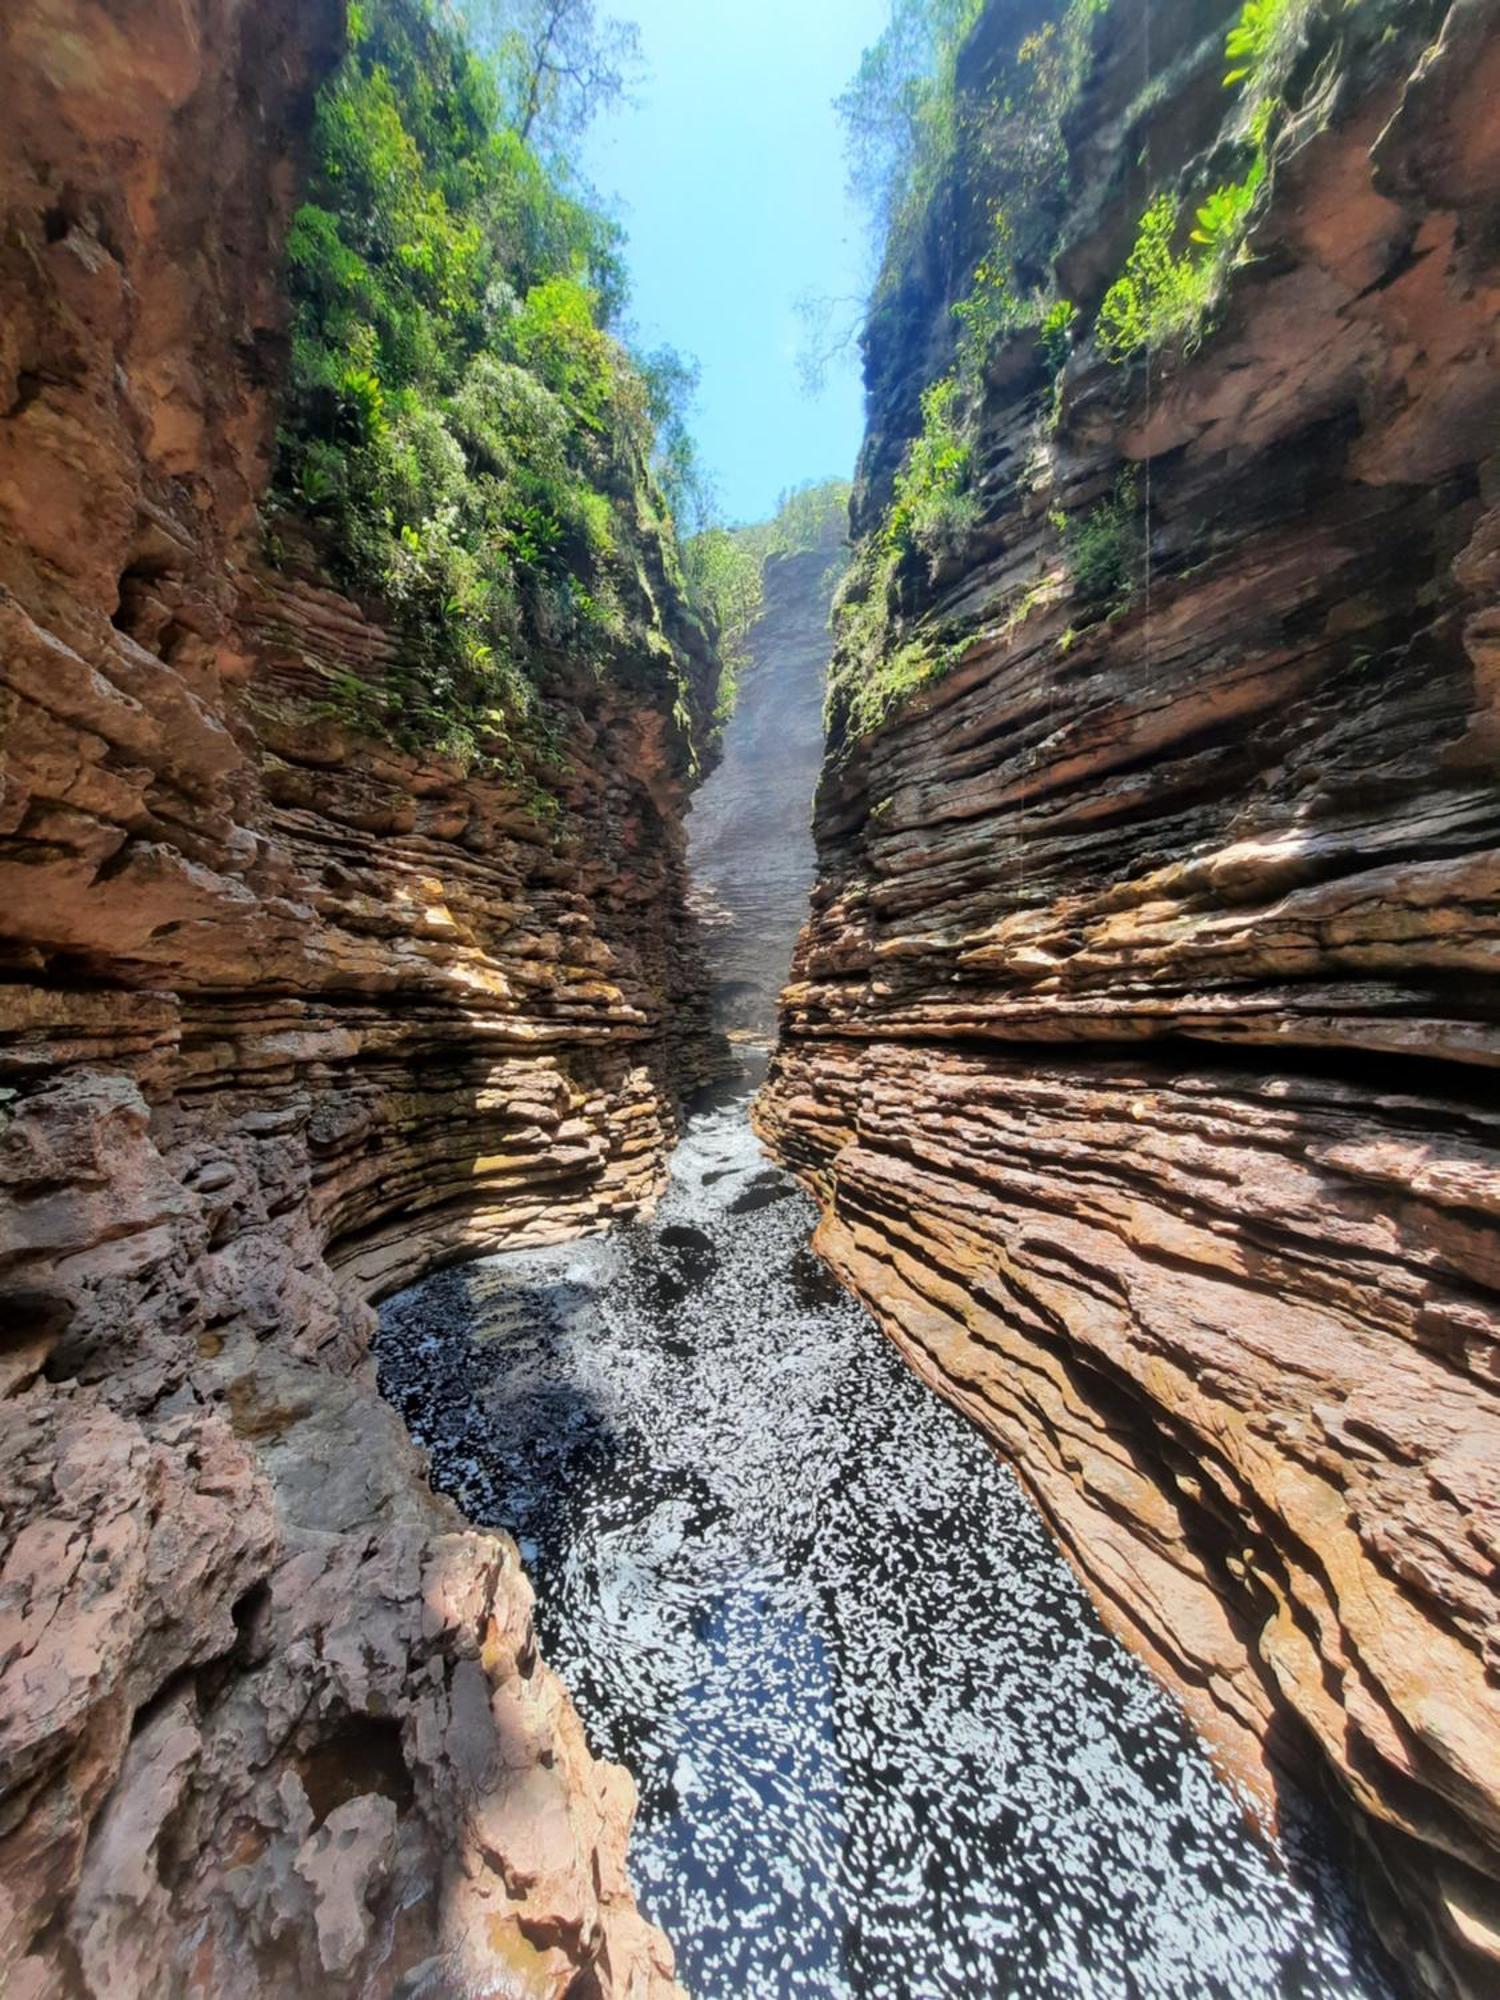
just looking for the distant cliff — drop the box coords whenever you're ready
[688,527,841,1036]
[760,3,1500,1995]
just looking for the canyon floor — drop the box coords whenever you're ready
[375,1055,1404,2000]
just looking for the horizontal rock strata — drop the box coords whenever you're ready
[761,3,1500,1995]
[0,2,709,1991]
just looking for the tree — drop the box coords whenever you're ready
[467,0,643,160]
[638,344,715,539]
[835,0,982,239]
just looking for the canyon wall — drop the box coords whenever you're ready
[0,3,714,1992]
[687,532,839,1036]
[759,2,1500,1995]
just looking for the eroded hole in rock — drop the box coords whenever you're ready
[229,1580,274,1664]
[111,562,180,648]
[298,1716,415,1830]
[2,1288,75,1393]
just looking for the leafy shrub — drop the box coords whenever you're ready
[1054,471,1140,607]
[1037,298,1078,372]
[1096,195,1207,360]
[822,376,980,745]
[273,0,699,766]
[888,376,978,564]
[1190,173,1260,250]
[1095,0,1372,364]
[1095,157,1264,362]
[1224,0,1304,87]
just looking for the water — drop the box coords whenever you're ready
[376,1062,1400,2000]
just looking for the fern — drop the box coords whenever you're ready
[1224,0,1290,86]
[1190,160,1264,247]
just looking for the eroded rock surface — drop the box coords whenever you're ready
[0,1,706,1990]
[760,4,1500,1996]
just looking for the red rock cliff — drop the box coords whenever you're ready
[759,3,1500,1995]
[0,2,715,1991]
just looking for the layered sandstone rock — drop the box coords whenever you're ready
[687,530,841,1036]
[761,3,1500,1995]
[0,2,709,1990]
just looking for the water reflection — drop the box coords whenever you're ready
[377,1065,1400,2000]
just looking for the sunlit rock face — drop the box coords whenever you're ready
[688,534,839,1035]
[760,3,1500,1996]
[0,1,711,1990]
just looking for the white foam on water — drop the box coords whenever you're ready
[378,1068,1401,2000]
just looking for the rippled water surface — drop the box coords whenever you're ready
[377,1064,1399,2000]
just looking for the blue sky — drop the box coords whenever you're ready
[583,0,889,526]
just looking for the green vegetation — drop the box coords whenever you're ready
[682,529,762,724]
[1223,0,1306,88]
[826,378,975,743]
[1096,0,1365,363]
[753,478,854,563]
[1096,161,1264,361]
[469,0,643,161]
[272,0,710,773]
[824,0,1390,752]
[840,0,1103,385]
[837,0,986,262]
[827,1,1110,747]
[885,378,977,561]
[1037,298,1078,373]
[684,478,852,720]
[949,5,1106,378]
[1050,471,1140,608]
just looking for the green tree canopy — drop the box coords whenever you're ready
[273,0,706,771]
[463,0,643,162]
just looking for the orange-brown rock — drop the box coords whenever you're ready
[760,4,1500,1996]
[0,1,709,1991]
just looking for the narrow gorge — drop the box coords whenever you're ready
[1,2,1497,1999]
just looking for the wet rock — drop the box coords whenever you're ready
[687,533,840,1037]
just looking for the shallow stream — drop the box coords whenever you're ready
[377,1061,1399,2000]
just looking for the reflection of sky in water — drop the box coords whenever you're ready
[377,1069,1401,2000]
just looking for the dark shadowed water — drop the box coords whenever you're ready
[376,1062,1401,2000]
